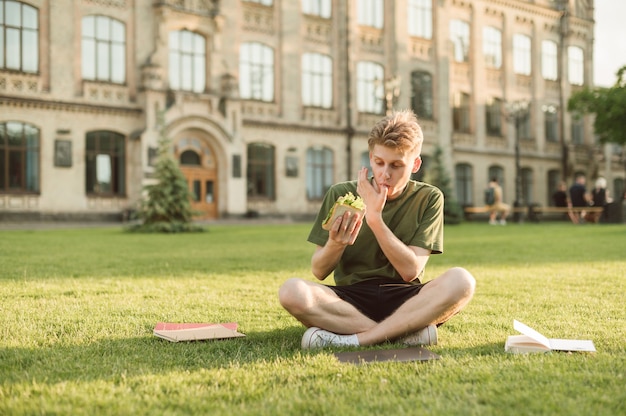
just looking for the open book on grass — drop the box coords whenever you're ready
[154,322,245,342]
[505,320,596,353]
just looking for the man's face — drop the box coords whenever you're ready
[369,144,421,200]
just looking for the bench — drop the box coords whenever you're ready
[463,205,605,222]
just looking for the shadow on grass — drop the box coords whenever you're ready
[1,325,511,385]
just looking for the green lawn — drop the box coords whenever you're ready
[1,222,625,415]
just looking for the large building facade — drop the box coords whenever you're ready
[1,0,623,221]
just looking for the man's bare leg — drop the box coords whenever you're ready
[356,267,475,345]
[278,277,377,334]
[279,267,475,345]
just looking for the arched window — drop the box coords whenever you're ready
[82,15,126,83]
[169,30,206,93]
[0,0,38,73]
[85,131,125,196]
[0,121,40,192]
[306,147,333,200]
[180,150,201,166]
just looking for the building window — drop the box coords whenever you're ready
[169,30,206,93]
[483,27,502,69]
[356,61,384,114]
[85,131,125,196]
[357,0,383,28]
[245,0,273,5]
[452,92,471,133]
[302,53,332,108]
[302,0,331,18]
[544,106,558,142]
[0,121,39,192]
[0,0,38,73]
[247,143,275,199]
[571,119,584,144]
[542,40,558,81]
[410,70,433,119]
[180,150,201,166]
[513,34,531,76]
[450,20,470,63]
[407,0,432,39]
[485,98,503,136]
[568,46,584,86]
[306,147,333,200]
[521,167,533,205]
[82,15,125,84]
[455,163,473,205]
[240,42,274,102]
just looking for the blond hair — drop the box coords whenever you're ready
[367,109,424,155]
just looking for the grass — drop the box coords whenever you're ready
[1,221,625,415]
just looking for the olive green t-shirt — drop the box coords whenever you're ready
[308,179,444,286]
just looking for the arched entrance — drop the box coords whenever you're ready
[176,137,218,219]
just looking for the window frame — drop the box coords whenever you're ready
[410,70,434,119]
[357,0,383,28]
[568,45,584,86]
[407,0,432,39]
[302,52,333,108]
[452,92,471,133]
[541,40,558,81]
[168,29,206,93]
[450,19,470,63]
[81,15,126,84]
[0,0,39,73]
[239,42,275,102]
[85,131,126,197]
[455,163,473,206]
[483,26,502,69]
[513,34,532,76]
[485,98,503,136]
[302,0,331,18]
[356,61,384,114]
[306,146,334,200]
[247,143,276,200]
[0,121,40,193]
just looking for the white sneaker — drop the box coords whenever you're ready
[499,219,507,225]
[301,327,359,349]
[489,219,497,225]
[398,325,438,346]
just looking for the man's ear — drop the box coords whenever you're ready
[412,156,422,173]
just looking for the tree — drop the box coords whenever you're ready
[427,145,464,224]
[127,113,203,233]
[567,65,626,145]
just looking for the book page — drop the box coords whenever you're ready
[513,320,551,349]
[548,338,596,352]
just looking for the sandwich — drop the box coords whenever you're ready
[322,192,366,230]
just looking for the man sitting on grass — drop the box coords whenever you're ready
[278,110,476,349]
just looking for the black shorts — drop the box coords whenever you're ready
[328,279,428,322]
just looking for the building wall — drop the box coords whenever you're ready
[1,0,623,221]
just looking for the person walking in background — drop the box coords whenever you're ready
[569,174,589,224]
[486,178,510,225]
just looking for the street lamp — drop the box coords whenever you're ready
[505,100,530,222]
